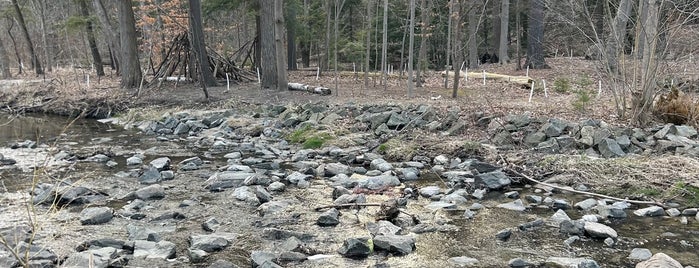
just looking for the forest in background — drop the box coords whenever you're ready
[0,0,697,124]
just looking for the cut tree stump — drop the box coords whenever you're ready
[288,83,332,95]
[441,70,533,87]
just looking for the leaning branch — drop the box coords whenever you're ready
[505,167,666,207]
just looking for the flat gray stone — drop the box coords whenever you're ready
[575,198,598,210]
[475,171,511,190]
[190,234,232,252]
[628,248,652,261]
[584,221,617,239]
[133,240,176,259]
[80,207,113,225]
[366,220,401,236]
[497,199,526,212]
[149,157,171,171]
[373,235,415,255]
[634,206,665,217]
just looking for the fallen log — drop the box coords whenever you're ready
[441,70,533,87]
[288,83,332,95]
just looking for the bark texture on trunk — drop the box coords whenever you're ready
[260,0,277,89]
[467,0,478,69]
[452,1,463,98]
[188,0,217,87]
[498,0,509,64]
[274,0,287,91]
[0,39,11,78]
[525,0,549,69]
[118,0,142,88]
[94,0,121,73]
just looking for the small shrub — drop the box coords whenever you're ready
[287,125,312,143]
[554,77,571,93]
[577,75,593,89]
[377,143,388,153]
[572,90,592,112]
[670,182,699,206]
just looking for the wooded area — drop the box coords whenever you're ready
[0,0,697,123]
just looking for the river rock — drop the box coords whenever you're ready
[575,198,598,210]
[682,208,698,216]
[665,208,681,217]
[80,207,113,225]
[628,248,652,261]
[62,247,118,268]
[207,259,236,268]
[509,258,534,268]
[202,218,220,232]
[356,175,400,190]
[267,181,286,192]
[127,225,160,241]
[475,171,511,190]
[549,209,571,226]
[635,253,683,268]
[316,208,340,227]
[373,235,415,255]
[133,240,176,259]
[448,256,479,266]
[337,237,372,259]
[419,186,441,198]
[367,220,401,236]
[584,222,617,239]
[519,219,544,231]
[497,199,526,212]
[493,228,512,242]
[139,167,162,184]
[127,184,165,200]
[190,234,231,252]
[634,206,665,217]
[370,158,393,172]
[149,157,171,171]
[233,186,260,205]
[324,163,351,176]
[598,138,625,158]
[251,251,279,267]
[205,171,253,191]
[160,170,175,180]
[560,220,585,236]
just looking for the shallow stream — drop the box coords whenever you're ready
[0,113,697,267]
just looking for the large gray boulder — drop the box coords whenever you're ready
[597,138,625,158]
[133,240,176,260]
[337,237,372,259]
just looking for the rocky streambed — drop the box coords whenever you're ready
[0,103,698,268]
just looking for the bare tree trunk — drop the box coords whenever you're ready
[260,0,277,89]
[93,0,120,73]
[11,0,43,75]
[491,0,501,53]
[334,0,346,95]
[287,2,297,71]
[515,0,521,70]
[117,0,142,88]
[633,0,660,124]
[79,0,105,76]
[275,0,287,91]
[416,0,430,88]
[364,0,372,89]
[452,0,462,98]
[30,0,52,72]
[0,38,11,79]
[188,0,217,87]
[7,23,22,74]
[634,0,648,59]
[324,1,332,72]
[498,0,509,64]
[604,0,632,74]
[525,0,549,69]
[381,0,388,89]
[468,0,479,69]
[445,0,452,89]
[407,0,416,97]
